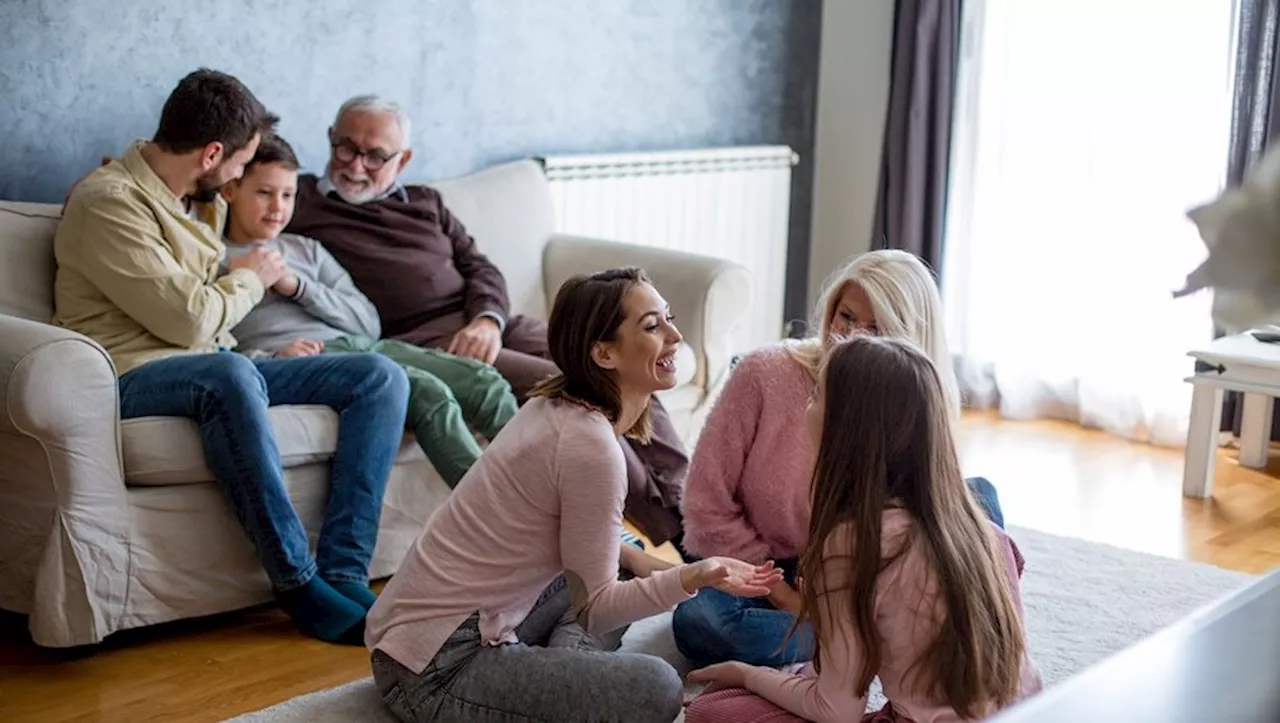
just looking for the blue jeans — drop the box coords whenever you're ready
[968,475,1004,529]
[672,476,1005,667]
[673,558,814,668]
[118,351,409,590]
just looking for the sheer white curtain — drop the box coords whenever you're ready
[942,0,1238,446]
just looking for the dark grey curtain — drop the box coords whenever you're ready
[1227,1,1280,184]
[1221,0,1280,436]
[871,0,961,273]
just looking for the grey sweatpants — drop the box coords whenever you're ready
[370,576,685,723]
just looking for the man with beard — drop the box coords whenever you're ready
[53,69,411,645]
[286,95,690,549]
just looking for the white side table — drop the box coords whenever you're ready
[1184,333,1280,498]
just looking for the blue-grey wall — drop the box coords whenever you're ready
[0,0,822,322]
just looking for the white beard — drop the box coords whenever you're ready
[333,183,379,205]
[325,166,387,206]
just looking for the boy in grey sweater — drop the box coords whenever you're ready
[220,134,517,487]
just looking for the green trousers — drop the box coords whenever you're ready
[323,335,518,487]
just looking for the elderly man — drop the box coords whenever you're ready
[54,70,410,644]
[286,95,689,546]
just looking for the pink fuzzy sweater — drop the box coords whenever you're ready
[682,344,815,564]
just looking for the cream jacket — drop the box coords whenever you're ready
[53,142,265,375]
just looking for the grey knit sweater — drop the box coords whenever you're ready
[221,233,381,355]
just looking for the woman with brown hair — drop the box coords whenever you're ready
[684,335,1041,722]
[364,267,783,723]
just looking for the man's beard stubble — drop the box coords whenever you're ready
[188,172,223,204]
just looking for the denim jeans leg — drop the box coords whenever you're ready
[965,475,1005,529]
[372,614,683,723]
[512,576,571,646]
[672,587,813,667]
[253,353,409,584]
[118,352,315,589]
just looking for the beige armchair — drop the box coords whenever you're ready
[0,159,750,648]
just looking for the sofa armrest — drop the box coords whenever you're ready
[542,234,751,392]
[0,314,129,647]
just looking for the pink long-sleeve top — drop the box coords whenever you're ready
[365,396,694,673]
[682,344,815,563]
[740,509,1044,722]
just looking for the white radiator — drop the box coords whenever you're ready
[542,145,798,353]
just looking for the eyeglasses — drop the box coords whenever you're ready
[330,140,403,171]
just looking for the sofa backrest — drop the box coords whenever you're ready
[429,158,556,321]
[0,202,61,322]
[0,158,557,326]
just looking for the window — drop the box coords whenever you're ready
[942,0,1239,445]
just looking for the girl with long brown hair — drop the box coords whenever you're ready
[684,335,1042,722]
[674,250,1006,670]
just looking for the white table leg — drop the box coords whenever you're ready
[1183,383,1223,499]
[1238,393,1274,469]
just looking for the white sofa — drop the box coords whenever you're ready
[0,158,751,648]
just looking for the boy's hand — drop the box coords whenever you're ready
[274,339,323,358]
[273,273,300,298]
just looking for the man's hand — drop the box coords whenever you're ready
[273,272,300,298]
[228,247,288,288]
[274,338,324,358]
[447,316,503,364]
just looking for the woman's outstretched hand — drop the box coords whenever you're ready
[680,557,783,596]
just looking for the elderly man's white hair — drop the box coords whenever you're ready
[333,94,412,144]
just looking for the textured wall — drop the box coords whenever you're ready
[0,0,821,322]
[808,0,894,311]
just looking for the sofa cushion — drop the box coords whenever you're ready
[123,405,347,487]
[120,349,697,487]
[124,358,699,489]
[0,202,60,322]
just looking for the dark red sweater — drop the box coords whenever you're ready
[287,175,509,340]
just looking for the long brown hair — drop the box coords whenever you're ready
[797,336,1024,718]
[529,267,653,442]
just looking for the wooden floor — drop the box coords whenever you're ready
[3,412,1280,722]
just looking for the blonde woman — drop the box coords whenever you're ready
[673,249,1004,668]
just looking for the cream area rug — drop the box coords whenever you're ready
[226,525,1256,722]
